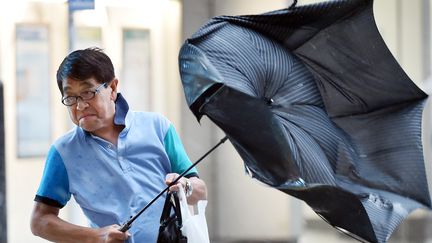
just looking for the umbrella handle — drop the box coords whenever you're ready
[289,0,297,9]
[119,136,228,232]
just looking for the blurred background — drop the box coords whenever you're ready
[0,0,431,242]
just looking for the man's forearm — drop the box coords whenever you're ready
[31,213,99,243]
[187,177,207,205]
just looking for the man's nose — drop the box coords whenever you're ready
[76,98,89,110]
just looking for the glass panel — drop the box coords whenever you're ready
[16,25,51,157]
[121,29,151,111]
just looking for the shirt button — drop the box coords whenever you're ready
[107,145,112,149]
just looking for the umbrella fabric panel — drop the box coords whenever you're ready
[185,24,346,187]
[182,16,359,188]
[195,0,428,115]
[339,181,425,242]
[295,0,427,117]
[274,105,354,186]
[200,85,301,185]
[361,195,408,243]
[191,0,367,51]
[333,101,430,207]
[281,185,377,242]
[189,24,295,100]
[178,44,226,119]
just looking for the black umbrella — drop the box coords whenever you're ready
[178,0,431,242]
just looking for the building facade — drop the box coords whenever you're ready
[0,0,431,242]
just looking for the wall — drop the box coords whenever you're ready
[0,1,183,242]
[0,2,69,242]
[0,0,431,242]
[0,83,7,243]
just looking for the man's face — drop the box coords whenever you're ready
[62,77,116,134]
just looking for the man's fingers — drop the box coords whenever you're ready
[165,173,178,184]
[166,173,188,192]
[104,224,130,242]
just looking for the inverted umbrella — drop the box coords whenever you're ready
[178,0,432,242]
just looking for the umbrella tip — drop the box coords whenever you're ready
[264,97,274,105]
[289,0,297,10]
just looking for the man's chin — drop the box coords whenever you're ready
[78,123,95,132]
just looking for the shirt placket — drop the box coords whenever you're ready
[117,132,131,172]
[91,134,130,172]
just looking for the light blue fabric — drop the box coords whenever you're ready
[35,94,197,243]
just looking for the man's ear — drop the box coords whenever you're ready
[110,78,119,101]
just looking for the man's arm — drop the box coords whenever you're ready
[30,202,129,243]
[186,176,207,205]
[165,174,207,205]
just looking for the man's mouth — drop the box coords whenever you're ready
[79,114,95,121]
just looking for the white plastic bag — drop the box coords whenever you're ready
[178,186,210,243]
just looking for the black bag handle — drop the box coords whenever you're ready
[160,192,173,224]
[157,191,187,243]
[160,191,183,228]
[172,192,182,228]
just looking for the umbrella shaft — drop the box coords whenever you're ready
[119,136,228,232]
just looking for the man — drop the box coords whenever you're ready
[30,47,207,242]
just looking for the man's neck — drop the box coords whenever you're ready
[92,124,125,146]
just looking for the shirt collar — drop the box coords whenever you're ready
[114,93,129,126]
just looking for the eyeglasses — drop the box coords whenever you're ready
[62,82,108,106]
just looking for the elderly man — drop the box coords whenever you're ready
[30,47,207,243]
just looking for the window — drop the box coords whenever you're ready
[121,29,151,111]
[16,24,51,157]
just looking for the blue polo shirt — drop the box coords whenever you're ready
[35,93,197,243]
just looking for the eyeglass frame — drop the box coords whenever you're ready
[61,82,109,106]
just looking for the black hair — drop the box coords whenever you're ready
[56,47,115,95]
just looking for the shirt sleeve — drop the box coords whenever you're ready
[163,124,198,177]
[34,146,71,208]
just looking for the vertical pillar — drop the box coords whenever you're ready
[180,0,221,238]
[398,0,426,81]
[392,1,432,242]
[0,82,7,243]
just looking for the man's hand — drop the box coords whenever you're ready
[96,225,130,243]
[165,173,189,192]
[165,173,207,205]
[31,202,131,243]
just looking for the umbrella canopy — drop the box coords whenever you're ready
[178,0,431,242]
